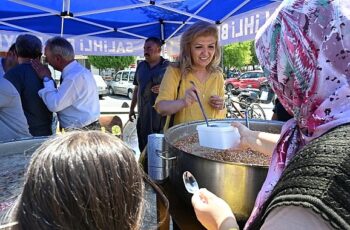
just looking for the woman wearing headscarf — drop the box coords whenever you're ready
[191,0,350,229]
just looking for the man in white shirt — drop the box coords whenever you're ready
[32,36,100,130]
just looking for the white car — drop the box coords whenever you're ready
[108,69,135,99]
[93,74,108,99]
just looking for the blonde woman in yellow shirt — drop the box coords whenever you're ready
[155,21,225,130]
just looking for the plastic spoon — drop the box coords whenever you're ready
[183,171,199,194]
[189,81,217,127]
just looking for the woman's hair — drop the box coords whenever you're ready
[45,36,75,61]
[177,21,221,76]
[8,131,144,230]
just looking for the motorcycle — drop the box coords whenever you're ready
[224,89,267,120]
[237,80,275,109]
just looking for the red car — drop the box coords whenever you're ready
[224,70,266,94]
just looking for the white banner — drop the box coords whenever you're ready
[218,2,280,45]
[0,31,144,56]
[166,2,280,57]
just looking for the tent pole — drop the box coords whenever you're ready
[60,0,70,36]
[61,17,64,37]
[165,0,211,43]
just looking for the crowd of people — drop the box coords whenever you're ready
[0,34,101,142]
[191,0,350,229]
[1,0,350,229]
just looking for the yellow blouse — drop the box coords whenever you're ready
[155,66,225,129]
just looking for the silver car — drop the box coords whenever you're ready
[108,69,135,99]
[93,74,108,99]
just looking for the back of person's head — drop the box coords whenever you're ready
[8,43,16,53]
[8,131,144,230]
[4,43,18,72]
[46,36,75,61]
[15,34,42,59]
[145,37,163,47]
[179,21,221,75]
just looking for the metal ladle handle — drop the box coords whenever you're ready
[190,81,210,127]
[155,150,177,161]
[244,108,250,129]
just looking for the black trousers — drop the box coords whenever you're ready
[61,120,101,132]
[83,120,101,130]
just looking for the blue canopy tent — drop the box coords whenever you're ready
[0,0,281,56]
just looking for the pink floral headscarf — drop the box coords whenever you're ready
[246,0,350,228]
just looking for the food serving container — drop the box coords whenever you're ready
[196,123,240,149]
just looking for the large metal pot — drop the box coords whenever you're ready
[164,119,283,221]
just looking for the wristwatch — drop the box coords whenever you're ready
[43,76,52,82]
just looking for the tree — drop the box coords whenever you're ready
[87,56,135,72]
[223,41,252,71]
[249,40,259,69]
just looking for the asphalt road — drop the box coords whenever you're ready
[99,94,132,125]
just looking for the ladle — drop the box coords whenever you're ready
[244,109,250,129]
[190,80,217,127]
[183,171,199,194]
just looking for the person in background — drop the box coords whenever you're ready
[129,37,169,153]
[192,0,350,229]
[32,36,100,130]
[0,77,31,142]
[155,21,225,130]
[0,43,29,142]
[271,98,293,122]
[0,44,18,78]
[4,34,53,136]
[2,131,144,229]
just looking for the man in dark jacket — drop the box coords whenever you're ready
[5,34,53,136]
[129,37,169,153]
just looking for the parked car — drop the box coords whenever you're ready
[93,74,108,99]
[108,69,135,99]
[224,70,265,94]
[225,70,240,79]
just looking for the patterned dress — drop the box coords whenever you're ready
[246,0,350,228]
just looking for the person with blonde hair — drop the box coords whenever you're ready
[155,21,225,129]
[3,131,145,230]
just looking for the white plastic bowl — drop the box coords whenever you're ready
[196,123,240,150]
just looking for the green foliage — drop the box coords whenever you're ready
[250,40,259,67]
[223,41,252,70]
[87,56,135,71]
